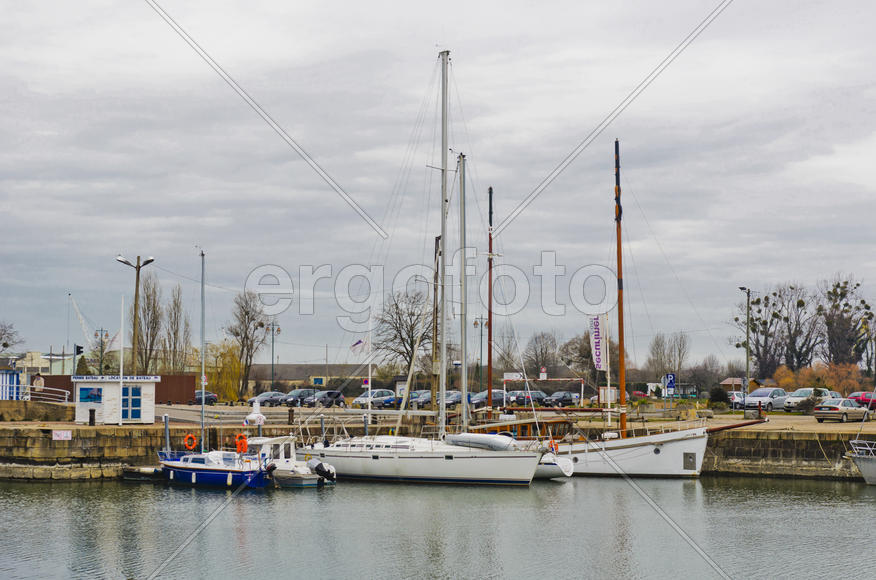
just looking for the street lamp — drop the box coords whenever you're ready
[739,286,752,405]
[473,317,487,392]
[116,254,154,375]
[266,321,281,388]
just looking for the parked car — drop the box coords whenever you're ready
[727,391,745,410]
[848,391,876,410]
[192,390,218,405]
[444,390,464,409]
[509,390,547,407]
[630,390,647,400]
[373,392,409,409]
[470,389,508,409]
[545,391,579,407]
[784,388,830,412]
[829,391,843,400]
[282,388,316,407]
[352,389,394,408]
[247,391,286,407]
[304,390,346,408]
[406,390,431,408]
[743,388,788,412]
[814,398,871,423]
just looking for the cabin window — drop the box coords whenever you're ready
[272,444,281,458]
[283,444,291,457]
[191,457,206,464]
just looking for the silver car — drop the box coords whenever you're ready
[784,388,829,411]
[744,388,788,412]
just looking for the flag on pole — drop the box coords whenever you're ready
[589,315,607,371]
[351,339,367,355]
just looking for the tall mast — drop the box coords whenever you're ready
[200,249,206,452]
[487,186,494,420]
[614,139,627,436]
[431,235,440,412]
[458,153,468,431]
[438,49,449,438]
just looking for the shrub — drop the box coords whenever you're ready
[709,386,729,405]
[796,395,818,415]
[710,402,728,412]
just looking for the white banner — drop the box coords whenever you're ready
[589,315,608,372]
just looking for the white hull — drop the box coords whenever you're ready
[296,435,540,485]
[557,427,708,477]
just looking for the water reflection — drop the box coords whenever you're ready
[1,477,874,579]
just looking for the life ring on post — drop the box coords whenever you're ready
[235,433,248,454]
[184,433,198,450]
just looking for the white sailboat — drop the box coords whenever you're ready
[556,139,708,477]
[296,50,541,485]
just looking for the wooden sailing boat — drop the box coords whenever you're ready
[552,139,708,477]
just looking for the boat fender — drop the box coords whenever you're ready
[184,433,198,450]
[266,463,277,474]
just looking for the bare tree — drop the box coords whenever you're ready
[130,271,163,374]
[668,331,690,380]
[817,276,873,365]
[494,324,521,373]
[162,284,191,374]
[374,291,432,374]
[774,283,821,371]
[0,321,22,352]
[523,331,558,376]
[227,291,268,399]
[734,290,783,378]
[645,333,672,381]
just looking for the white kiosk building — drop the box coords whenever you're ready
[72,375,160,425]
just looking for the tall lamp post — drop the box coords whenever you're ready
[739,286,752,405]
[116,254,155,375]
[266,321,281,388]
[95,328,109,374]
[473,316,487,393]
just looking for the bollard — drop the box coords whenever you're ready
[363,414,368,436]
[258,423,263,438]
[88,408,96,426]
[288,408,295,424]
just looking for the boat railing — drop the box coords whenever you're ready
[850,439,876,457]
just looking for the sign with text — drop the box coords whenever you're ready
[52,430,72,441]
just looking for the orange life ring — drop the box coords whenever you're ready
[235,434,248,454]
[184,433,198,450]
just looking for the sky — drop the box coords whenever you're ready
[2,1,876,373]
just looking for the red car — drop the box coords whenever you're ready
[848,392,876,410]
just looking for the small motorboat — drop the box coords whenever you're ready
[246,435,336,489]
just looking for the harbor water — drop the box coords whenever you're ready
[1,476,874,579]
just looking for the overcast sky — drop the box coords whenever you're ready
[2,1,875,373]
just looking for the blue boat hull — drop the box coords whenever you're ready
[161,465,270,489]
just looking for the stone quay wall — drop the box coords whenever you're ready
[703,429,873,480]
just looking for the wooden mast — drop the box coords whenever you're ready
[487,186,494,420]
[614,139,627,436]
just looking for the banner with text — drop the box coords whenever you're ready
[589,315,608,372]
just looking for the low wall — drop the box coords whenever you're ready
[0,401,74,422]
[703,429,874,480]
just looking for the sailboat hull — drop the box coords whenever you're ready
[297,436,540,485]
[558,427,708,477]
